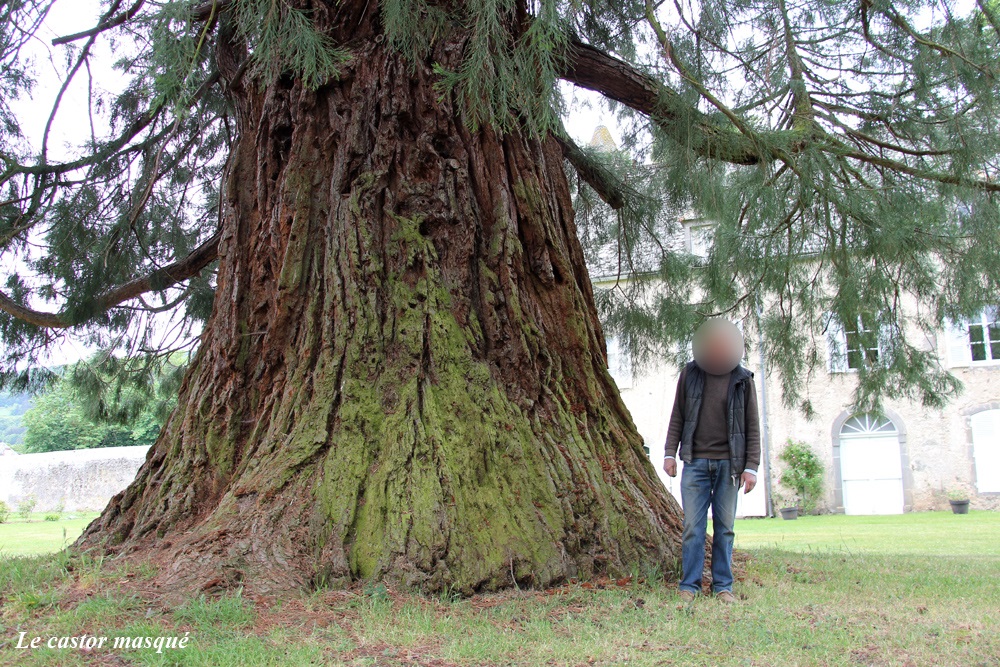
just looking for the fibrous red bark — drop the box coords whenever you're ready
[73,10,684,599]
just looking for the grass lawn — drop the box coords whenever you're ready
[734,510,1000,557]
[0,513,101,559]
[1,512,997,666]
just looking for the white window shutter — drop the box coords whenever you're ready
[826,314,848,373]
[945,319,972,368]
[971,410,1000,493]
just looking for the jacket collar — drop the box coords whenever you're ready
[687,360,753,382]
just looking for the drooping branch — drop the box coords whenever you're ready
[880,2,995,78]
[642,0,786,164]
[555,134,626,210]
[1,67,223,182]
[0,69,223,248]
[560,39,1000,192]
[561,40,767,166]
[0,232,220,329]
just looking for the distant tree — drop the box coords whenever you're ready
[20,353,181,452]
[22,383,106,452]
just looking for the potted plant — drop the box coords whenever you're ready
[778,439,825,516]
[773,491,799,520]
[947,489,970,515]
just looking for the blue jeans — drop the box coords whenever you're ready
[679,458,740,594]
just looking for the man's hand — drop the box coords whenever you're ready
[740,471,756,494]
[663,457,677,477]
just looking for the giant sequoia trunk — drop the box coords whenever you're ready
[73,11,685,597]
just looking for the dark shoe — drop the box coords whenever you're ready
[715,590,737,604]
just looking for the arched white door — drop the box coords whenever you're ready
[839,413,904,515]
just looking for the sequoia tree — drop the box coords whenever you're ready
[1,0,998,596]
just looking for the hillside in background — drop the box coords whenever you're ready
[0,391,32,449]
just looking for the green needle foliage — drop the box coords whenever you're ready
[229,0,351,89]
[20,352,184,452]
[0,0,997,418]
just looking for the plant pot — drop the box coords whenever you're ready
[949,499,970,514]
[779,507,799,520]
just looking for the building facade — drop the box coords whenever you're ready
[579,124,998,516]
[593,229,1000,517]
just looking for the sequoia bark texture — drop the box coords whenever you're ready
[74,9,685,597]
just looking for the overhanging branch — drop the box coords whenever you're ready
[561,40,767,166]
[555,134,627,210]
[51,0,146,46]
[192,0,232,21]
[0,232,221,329]
[560,39,1000,193]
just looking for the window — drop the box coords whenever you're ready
[845,318,880,369]
[800,229,825,256]
[946,308,1000,366]
[827,313,882,372]
[840,413,896,436]
[606,334,632,389]
[687,223,715,260]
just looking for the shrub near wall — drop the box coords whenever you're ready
[779,439,825,514]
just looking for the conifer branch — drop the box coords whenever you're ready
[775,0,815,128]
[978,0,1000,41]
[561,39,768,166]
[0,232,220,329]
[880,3,995,78]
[192,0,232,22]
[561,39,1000,192]
[555,134,626,210]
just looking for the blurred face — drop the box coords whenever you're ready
[692,318,743,375]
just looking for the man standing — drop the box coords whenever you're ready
[663,318,761,603]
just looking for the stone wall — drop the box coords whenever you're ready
[0,445,150,512]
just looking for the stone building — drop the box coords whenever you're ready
[591,216,999,517]
[582,126,999,516]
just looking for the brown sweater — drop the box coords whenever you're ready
[664,366,761,470]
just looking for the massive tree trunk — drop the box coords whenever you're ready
[73,11,685,598]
